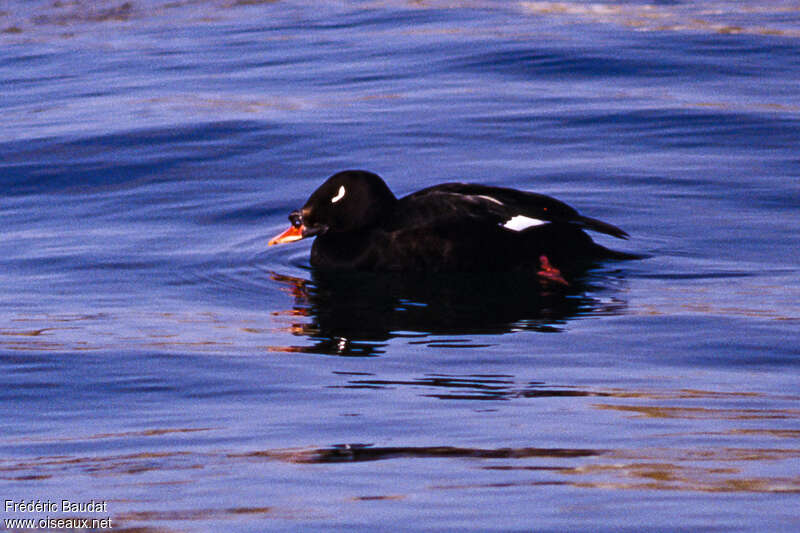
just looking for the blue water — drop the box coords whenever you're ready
[2,1,799,531]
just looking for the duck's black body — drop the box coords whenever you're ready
[269,170,636,279]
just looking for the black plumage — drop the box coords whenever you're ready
[269,170,636,278]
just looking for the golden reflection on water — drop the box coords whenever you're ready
[594,403,800,420]
[9,427,217,444]
[4,0,800,41]
[0,311,268,353]
[357,1,800,38]
[117,507,273,522]
[5,442,796,497]
[519,1,800,38]
[541,461,800,493]
[1,385,797,502]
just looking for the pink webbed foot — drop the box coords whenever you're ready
[537,255,569,286]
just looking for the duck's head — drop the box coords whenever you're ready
[269,170,397,245]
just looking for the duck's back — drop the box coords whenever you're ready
[311,183,623,272]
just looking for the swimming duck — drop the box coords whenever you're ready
[269,170,635,282]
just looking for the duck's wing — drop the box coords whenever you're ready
[399,183,628,239]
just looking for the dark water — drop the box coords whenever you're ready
[2,1,799,531]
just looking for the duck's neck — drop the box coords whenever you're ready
[310,229,379,270]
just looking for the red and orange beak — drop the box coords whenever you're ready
[269,210,328,246]
[268,224,304,246]
[269,209,307,246]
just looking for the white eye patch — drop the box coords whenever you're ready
[502,215,547,231]
[331,185,346,203]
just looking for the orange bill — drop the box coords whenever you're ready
[268,225,304,246]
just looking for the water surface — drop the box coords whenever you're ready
[1,1,799,531]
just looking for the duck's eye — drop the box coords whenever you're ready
[331,185,346,204]
[289,212,302,228]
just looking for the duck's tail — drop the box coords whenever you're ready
[577,215,630,240]
[591,242,647,261]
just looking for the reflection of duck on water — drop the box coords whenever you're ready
[269,270,628,357]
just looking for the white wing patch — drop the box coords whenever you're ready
[475,194,504,206]
[331,185,346,203]
[502,215,547,232]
